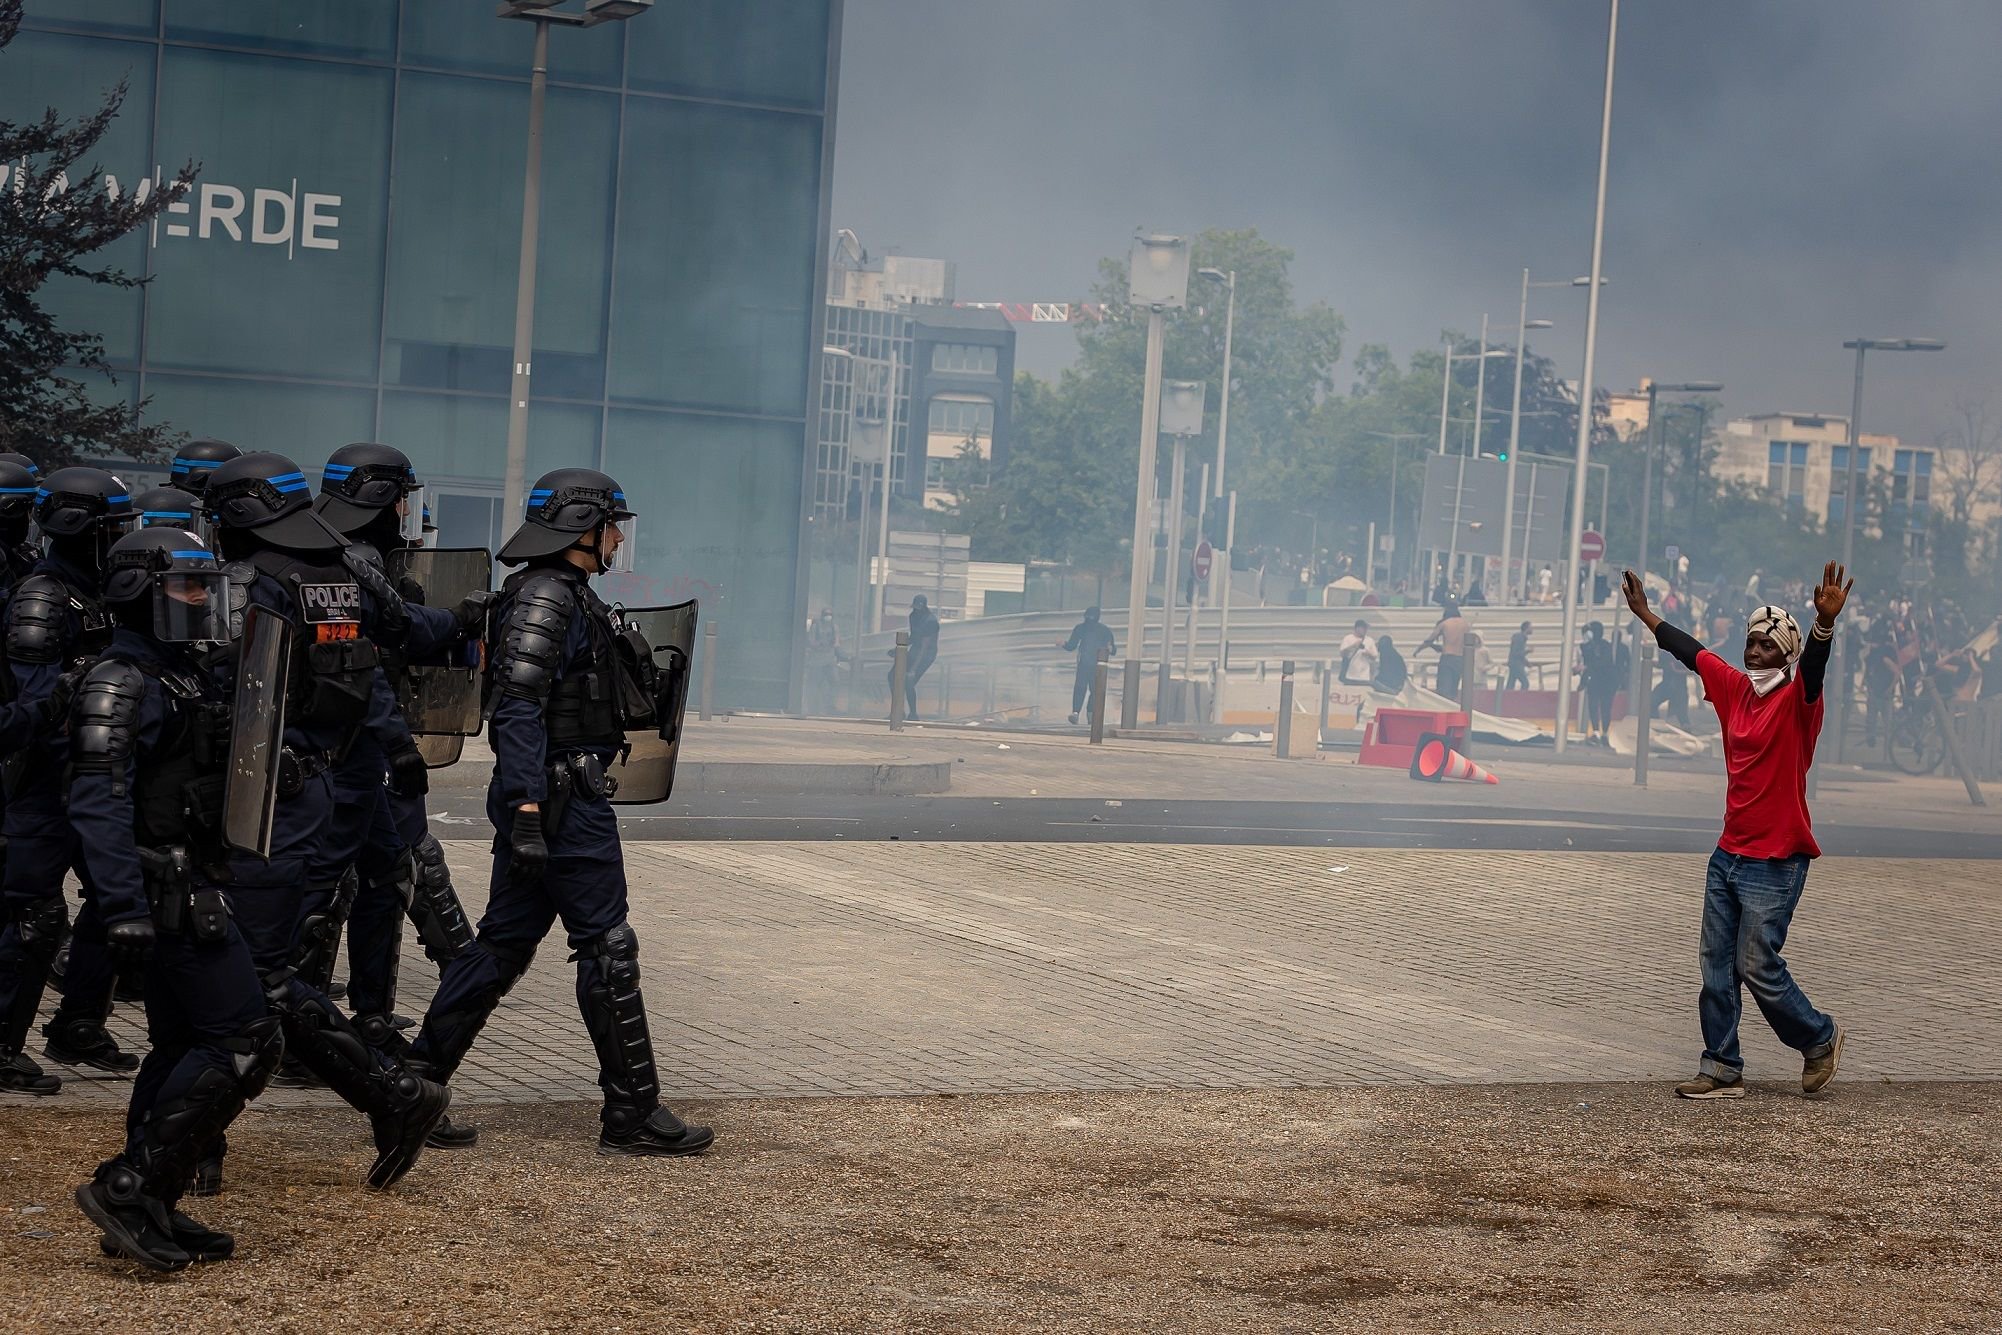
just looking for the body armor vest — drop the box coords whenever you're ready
[130,662,230,855]
[249,548,379,734]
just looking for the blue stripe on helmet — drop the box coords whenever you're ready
[269,471,306,483]
[169,550,215,560]
[109,494,131,503]
[612,491,626,502]
[175,457,224,469]
[322,463,355,476]
[0,486,35,496]
[143,510,194,520]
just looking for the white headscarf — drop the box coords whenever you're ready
[1745,605,1803,696]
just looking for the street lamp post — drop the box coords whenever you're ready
[1503,268,1591,605]
[1629,380,1722,785]
[1157,380,1206,720]
[1197,267,1237,723]
[1436,343,1507,587]
[1122,234,1192,731]
[1365,431,1420,595]
[1554,0,1619,757]
[498,0,652,523]
[1830,336,1945,763]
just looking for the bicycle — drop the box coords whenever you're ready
[1886,678,1946,776]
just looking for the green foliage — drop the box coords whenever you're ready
[0,0,192,465]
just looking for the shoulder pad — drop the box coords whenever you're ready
[5,575,75,664]
[70,659,148,776]
[493,574,577,701]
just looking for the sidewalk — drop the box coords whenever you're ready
[39,840,2002,1111]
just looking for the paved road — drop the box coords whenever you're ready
[425,790,2002,857]
[37,842,2002,1110]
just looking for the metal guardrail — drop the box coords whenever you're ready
[860,603,1605,670]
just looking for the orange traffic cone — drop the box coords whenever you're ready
[1410,734,1499,785]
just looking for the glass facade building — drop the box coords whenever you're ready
[9,0,841,708]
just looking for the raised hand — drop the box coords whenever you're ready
[1621,570,1655,625]
[1813,560,1854,626]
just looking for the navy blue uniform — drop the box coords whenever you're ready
[413,563,656,1129]
[67,631,273,1182]
[0,554,120,1064]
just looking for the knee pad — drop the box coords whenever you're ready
[13,897,67,964]
[226,1014,285,1099]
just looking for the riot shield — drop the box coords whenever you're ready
[414,734,465,768]
[389,546,492,744]
[607,600,698,804]
[223,603,292,859]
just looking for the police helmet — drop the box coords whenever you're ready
[0,451,40,478]
[101,526,231,643]
[496,468,635,567]
[316,441,422,537]
[0,459,37,525]
[133,483,210,542]
[35,466,135,540]
[169,438,242,495]
[203,451,347,551]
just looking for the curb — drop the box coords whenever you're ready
[678,760,953,796]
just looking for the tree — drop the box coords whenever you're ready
[0,0,192,465]
[1932,397,2002,583]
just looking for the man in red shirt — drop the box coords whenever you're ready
[1623,562,1852,1100]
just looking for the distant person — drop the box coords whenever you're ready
[1651,640,1695,730]
[1058,606,1116,725]
[1338,618,1376,685]
[1374,635,1408,693]
[891,594,939,720]
[1624,564,1850,1101]
[1505,620,1533,693]
[1744,568,1763,604]
[1579,621,1619,744]
[1463,580,1488,607]
[1863,609,1898,747]
[1537,566,1554,604]
[804,608,843,715]
[1418,600,1469,700]
[1430,576,1453,610]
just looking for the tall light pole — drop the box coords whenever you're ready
[1197,267,1236,723]
[1197,268,1236,500]
[1630,381,1722,785]
[1830,336,1944,762]
[1436,343,1507,588]
[1470,313,1490,458]
[499,0,652,522]
[1122,233,1191,731]
[1158,380,1206,719]
[1554,0,1619,757]
[1504,269,1594,604]
[1365,431,1420,591]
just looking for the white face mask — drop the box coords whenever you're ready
[1747,665,1793,697]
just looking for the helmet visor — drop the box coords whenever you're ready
[396,486,427,544]
[153,570,231,642]
[604,516,637,574]
[141,506,210,545]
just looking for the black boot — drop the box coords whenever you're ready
[98,1207,234,1263]
[75,1165,190,1273]
[598,1103,714,1158]
[0,1048,60,1095]
[271,982,449,1189]
[366,1073,450,1190]
[402,1057,478,1149]
[42,1015,140,1074]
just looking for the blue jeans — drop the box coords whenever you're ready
[1697,847,1838,1079]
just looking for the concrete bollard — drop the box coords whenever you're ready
[1274,659,1296,758]
[1121,657,1141,730]
[1089,660,1109,744]
[1318,661,1333,735]
[699,622,717,721]
[889,631,909,731]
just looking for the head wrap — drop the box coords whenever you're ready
[1746,605,1803,663]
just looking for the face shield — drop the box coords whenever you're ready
[154,567,232,642]
[397,486,427,544]
[601,517,637,574]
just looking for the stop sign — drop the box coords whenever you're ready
[1579,530,1606,562]
[1192,540,1213,582]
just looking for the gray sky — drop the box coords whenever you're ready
[830,0,2002,447]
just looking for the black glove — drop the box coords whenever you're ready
[38,668,83,731]
[105,917,155,970]
[452,590,496,638]
[386,737,430,797]
[506,805,548,887]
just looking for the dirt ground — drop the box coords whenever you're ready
[4,1081,2000,1333]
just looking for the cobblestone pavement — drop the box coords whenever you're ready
[37,843,2001,1109]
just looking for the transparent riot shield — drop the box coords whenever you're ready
[389,546,492,748]
[607,599,697,805]
[414,735,465,768]
[223,603,292,858]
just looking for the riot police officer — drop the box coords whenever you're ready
[132,484,208,541]
[199,451,448,1188]
[296,443,482,1148]
[0,468,138,1093]
[67,527,276,1271]
[0,456,40,589]
[168,438,240,496]
[409,468,712,1157]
